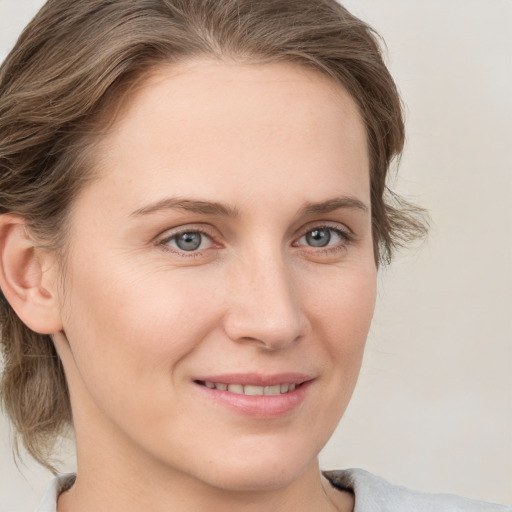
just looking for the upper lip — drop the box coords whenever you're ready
[193,373,314,387]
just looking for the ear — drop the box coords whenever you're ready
[0,214,63,334]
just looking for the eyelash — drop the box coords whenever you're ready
[156,224,353,257]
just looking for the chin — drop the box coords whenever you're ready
[189,440,320,493]
[205,465,308,493]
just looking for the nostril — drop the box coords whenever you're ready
[223,308,306,351]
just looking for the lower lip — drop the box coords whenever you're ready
[194,381,312,418]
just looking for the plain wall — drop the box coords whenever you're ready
[1,0,511,510]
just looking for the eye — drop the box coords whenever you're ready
[305,228,333,247]
[161,230,213,253]
[295,226,350,250]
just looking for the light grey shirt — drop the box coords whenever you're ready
[35,469,511,512]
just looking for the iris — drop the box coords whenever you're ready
[175,232,203,251]
[306,228,331,247]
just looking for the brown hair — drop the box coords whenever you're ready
[0,0,427,471]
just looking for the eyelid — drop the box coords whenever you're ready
[294,221,353,241]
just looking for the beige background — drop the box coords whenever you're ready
[1,0,511,510]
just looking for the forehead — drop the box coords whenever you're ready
[86,59,369,215]
[120,58,363,124]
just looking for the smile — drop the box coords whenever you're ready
[197,381,298,395]
[193,374,312,418]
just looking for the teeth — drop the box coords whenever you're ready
[264,385,281,395]
[244,385,264,395]
[227,384,244,394]
[202,381,299,395]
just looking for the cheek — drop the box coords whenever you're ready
[306,263,377,342]
[60,259,220,388]
[286,264,377,451]
[58,264,223,440]
[304,262,377,394]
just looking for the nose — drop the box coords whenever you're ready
[222,251,309,351]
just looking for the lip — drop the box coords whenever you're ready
[192,373,314,419]
[194,372,313,387]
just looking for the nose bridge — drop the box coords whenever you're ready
[224,245,306,349]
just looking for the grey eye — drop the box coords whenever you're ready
[174,232,203,251]
[161,229,215,254]
[305,228,331,247]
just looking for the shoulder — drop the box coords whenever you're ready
[323,468,511,512]
[35,474,75,512]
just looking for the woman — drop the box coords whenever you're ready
[0,1,509,511]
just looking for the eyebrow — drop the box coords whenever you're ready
[130,195,368,218]
[130,197,240,218]
[299,196,369,216]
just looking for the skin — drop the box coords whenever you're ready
[3,59,376,511]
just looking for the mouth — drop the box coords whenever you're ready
[192,374,313,418]
[195,380,300,396]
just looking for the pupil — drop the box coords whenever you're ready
[176,232,202,251]
[306,229,330,247]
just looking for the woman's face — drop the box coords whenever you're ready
[55,60,376,491]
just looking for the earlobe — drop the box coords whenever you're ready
[0,214,63,334]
